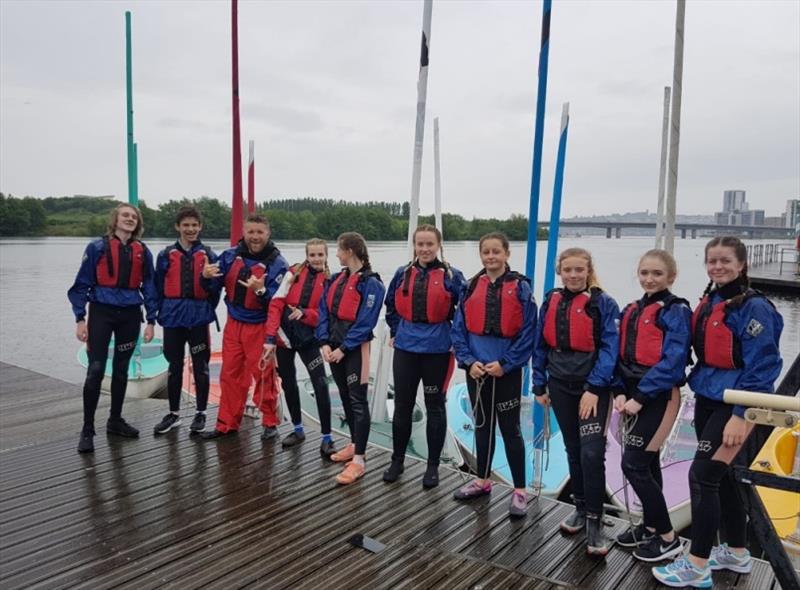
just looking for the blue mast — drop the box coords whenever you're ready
[543,103,570,293]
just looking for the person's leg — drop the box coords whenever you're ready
[214,319,247,433]
[108,307,141,424]
[468,374,497,482]
[162,327,187,413]
[83,304,114,429]
[244,323,279,433]
[298,346,332,436]
[548,379,585,522]
[277,347,301,426]
[390,349,422,466]
[334,343,371,484]
[493,370,526,489]
[187,324,211,413]
[420,352,454,467]
[329,359,354,443]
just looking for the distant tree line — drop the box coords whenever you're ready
[0,193,547,241]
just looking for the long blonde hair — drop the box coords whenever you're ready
[106,203,144,240]
[292,237,330,280]
[557,247,600,289]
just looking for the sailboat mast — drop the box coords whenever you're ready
[664,0,685,254]
[125,11,138,206]
[433,117,443,236]
[543,103,570,293]
[247,140,255,214]
[654,86,670,249]
[230,0,244,246]
[406,0,433,256]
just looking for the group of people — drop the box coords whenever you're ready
[69,203,784,588]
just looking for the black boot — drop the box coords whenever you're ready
[77,425,95,454]
[382,458,404,483]
[422,464,439,489]
[560,498,586,534]
[586,513,613,556]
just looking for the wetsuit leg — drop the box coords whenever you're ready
[162,327,188,412]
[620,388,680,534]
[187,325,211,412]
[277,347,301,425]
[329,359,354,445]
[108,306,142,420]
[467,374,498,481]
[298,346,331,435]
[83,303,114,427]
[576,390,612,516]
[548,378,584,504]
[391,348,423,463]
[493,369,526,488]
[420,352,455,467]
[344,343,371,455]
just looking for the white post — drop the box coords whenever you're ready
[433,116,443,236]
[664,0,685,254]
[654,86,670,249]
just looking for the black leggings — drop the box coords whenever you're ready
[391,349,454,466]
[329,343,371,455]
[83,303,141,427]
[276,345,332,435]
[549,378,612,516]
[689,395,751,559]
[467,369,526,489]
[620,387,680,534]
[163,325,211,412]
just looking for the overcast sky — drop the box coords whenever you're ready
[1,0,798,220]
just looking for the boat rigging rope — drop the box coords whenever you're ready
[531,405,550,500]
[462,375,497,483]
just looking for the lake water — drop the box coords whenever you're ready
[1,236,797,386]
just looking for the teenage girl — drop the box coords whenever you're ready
[317,232,385,485]
[653,237,783,588]
[451,232,536,519]
[384,224,466,488]
[68,203,158,453]
[531,247,620,555]
[613,249,691,562]
[265,238,335,458]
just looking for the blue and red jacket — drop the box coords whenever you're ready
[68,235,158,323]
[451,269,536,374]
[155,241,219,329]
[616,290,692,404]
[385,259,466,355]
[688,279,783,417]
[265,262,327,349]
[316,267,385,351]
[201,240,288,324]
[531,287,620,396]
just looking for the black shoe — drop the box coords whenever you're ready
[617,523,654,548]
[560,501,587,534]
[320,439,336,459]
[261,426,278,441]
[282,431,306,447]
[586,514,613,556]
[77,425,95,453]
[154,413,181,435]
[422,464,439,489]
[189,413,206,433]
[382,459,404,483]
[107,417,140,438]
[633,535,683,562]
[199,429,236,440]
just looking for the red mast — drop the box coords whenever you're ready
[247,140,255,214]
[229,0,244,246]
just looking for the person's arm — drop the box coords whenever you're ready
[531,299,550,395]
[450,297,476,369]
[315,279,332,345]
[141,246,159,324]
[499,280,537,373]
[635,302,692,403]
[67,242,98,322]
[265,271,293,344]
[383,268,403,337]
[341,278,386,351]
[584,294,621,394]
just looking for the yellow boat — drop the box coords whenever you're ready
[751,424,800,555]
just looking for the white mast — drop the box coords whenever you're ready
[654,87,670,249]
[433,116,443,236]
[664,0,685,254]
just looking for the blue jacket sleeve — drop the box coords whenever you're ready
[530,299,550,395]
[384,267,404,337]
[731,298,784,418]
[635,302,692,403]
[263,255,289,301]
[342,277,386,351]
[315,278,332,344]
[141,246,159,323]
[154,249,168,314]
[499,281,536,374]
[450,299,476,369]
[585,293,621,395]
[449,268,468,309]
[67,242,99,322]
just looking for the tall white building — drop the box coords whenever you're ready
[786,199,800,229]
[723,190,747,213]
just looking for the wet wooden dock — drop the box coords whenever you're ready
[0,362,780,589]
[749,262,800,294]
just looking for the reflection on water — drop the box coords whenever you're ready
[1,236,797,384]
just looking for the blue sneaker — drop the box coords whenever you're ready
[708,543,752,573]
[652,557,712,588]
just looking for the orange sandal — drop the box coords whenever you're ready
[335,461,365,485]
[330,443,355,463]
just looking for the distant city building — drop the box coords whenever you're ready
[715,190,764,226]
[763,216,786,228]
[786,199,800,229]
[723,190,747,213]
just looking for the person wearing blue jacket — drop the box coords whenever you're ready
[197,214,288,441]
[532,247,620,555]
[317,232,385,485]
[653,237,783,589]
[451,232,536,518]
[383,224,467,488]
[612,249,691,563]
[68,203,158,454]
[153,205,219,436]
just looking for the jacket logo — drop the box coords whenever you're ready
[746,319,764,337]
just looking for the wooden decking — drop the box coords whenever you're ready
[0,362,780,589]
[750,261,800,294]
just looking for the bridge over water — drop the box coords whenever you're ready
[539,220,794,239]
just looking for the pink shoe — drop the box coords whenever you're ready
[331,443,355,463]
[453,480,492,501]
[335,461,365,485]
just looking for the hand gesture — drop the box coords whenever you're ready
[287,305,303,321]
[201,254,222,278]
[722,414,748,447]
[143,324,154,343]
[579,391,599,420]
[262,343,276,360]
[76,320,88,342]
[238,273,266,292]
[484,361,505,378]
[469,361,486,380]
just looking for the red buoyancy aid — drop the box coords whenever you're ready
[691,292,760,370]
[286,264,325,310]
[395,265,452,324]
[542,290,596,352]
[163,247,209,300]
[326,271,365,322]
[224,257,267,311]
[619,299,669,367]
[463,273,524,338]
[96,237,145,289]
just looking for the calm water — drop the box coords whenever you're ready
[0,236,797,385]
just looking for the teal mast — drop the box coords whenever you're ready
[125,11,138,206]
